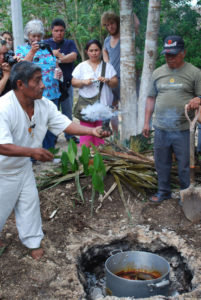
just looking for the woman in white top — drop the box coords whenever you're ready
[72,39,118,147]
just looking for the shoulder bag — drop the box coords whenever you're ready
[73,61,106,121]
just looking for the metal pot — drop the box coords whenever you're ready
[105,250,170,298]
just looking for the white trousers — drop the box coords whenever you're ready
[0,162,44,249]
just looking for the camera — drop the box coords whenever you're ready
[37,41,49,50]
[4,50,17,66]
[37,41,53,56]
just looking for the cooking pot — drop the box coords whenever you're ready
[105,250,170,298]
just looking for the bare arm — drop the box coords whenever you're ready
[24,42,40,61]
[0,144,54,162]
[64,122,111,138]
[103,48,109,63]
[142,96,156,138]
[53,50,77,63]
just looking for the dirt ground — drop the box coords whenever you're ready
[1,133,201,300]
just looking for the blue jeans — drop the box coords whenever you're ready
[154,128,190,197]
[59,85,73,140]
[42,99,59,150]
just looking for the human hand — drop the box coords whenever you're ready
[92,126,112,138]
[1,62,11,75]
[98,76,110,84]
[31,148,54,162]
[53,49,63,60]
[14,55,21,63]
[82,79,93,86]
[142,124,150,138]
[187,97,201,110]
[30,41,40,54]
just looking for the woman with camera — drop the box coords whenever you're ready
[0,37,12,96]
[16,19,60,150]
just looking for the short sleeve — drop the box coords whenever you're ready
[106,63,117,79]
[72,64,82,79]
[46,100,72,135]
[147,75,157,98]
[16,45,27,59]
[67,40,78,54]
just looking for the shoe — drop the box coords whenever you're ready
[67,136,79,144]
[149,193,171,203]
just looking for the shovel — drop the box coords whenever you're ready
[180,104,201,222]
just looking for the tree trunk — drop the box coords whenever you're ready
[120,0,137,141]
[11,0,24,51]
[137,0,161,134]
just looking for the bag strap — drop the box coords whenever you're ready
[99,61,106,94]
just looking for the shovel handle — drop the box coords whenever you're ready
[185,104,201,132]
[185,105,201,184]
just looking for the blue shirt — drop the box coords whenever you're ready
[104,36,120,78]
[45,38,78,82]
[16,44,60,100]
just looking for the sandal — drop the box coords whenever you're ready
[149,193,171,203]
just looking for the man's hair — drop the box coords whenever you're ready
[101,11,120,28]
[51,18,66,29]
[24,19,44,41]
[10,61,41,90]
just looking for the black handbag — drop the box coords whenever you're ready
[58,80,71,102]
[73,61,106,121]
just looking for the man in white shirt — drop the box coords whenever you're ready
[0,61,110,259]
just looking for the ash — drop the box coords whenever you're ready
[77,239,193,300]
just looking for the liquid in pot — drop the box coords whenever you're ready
[115,269,161,281]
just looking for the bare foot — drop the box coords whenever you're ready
[30,248,44,260]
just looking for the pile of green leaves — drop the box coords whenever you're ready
[38,139,106,215]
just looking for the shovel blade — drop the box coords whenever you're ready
[180,187,201,222]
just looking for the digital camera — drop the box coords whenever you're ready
[37,41,49,50]
[4,50,17,66]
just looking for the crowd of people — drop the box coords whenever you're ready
[1,11,201,259]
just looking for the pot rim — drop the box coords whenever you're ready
[105,250,170,282]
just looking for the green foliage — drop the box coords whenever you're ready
[130,132,154,153]
[61,151,69,175]
[89,152,106,194]
[79,144,90,175]
[59,139,106,202]
[157,0,201,68]
[1,0,201,72]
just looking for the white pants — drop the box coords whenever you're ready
[0,163,44,249]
